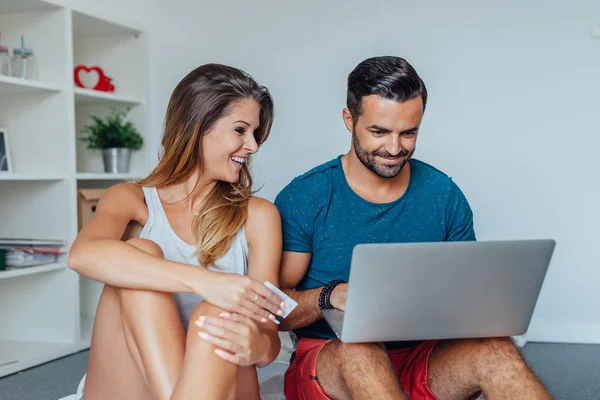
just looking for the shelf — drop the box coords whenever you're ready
[0,339,87,378]
[0,1,148,379]
[0,173,66,181]
[0,0,61,14]
[0,263,67,280]
[72,10,143,37]
[76,172,144,181]
[0,75,64,94]
[74,87,145,106]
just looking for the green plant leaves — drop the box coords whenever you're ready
[79,107,144,150]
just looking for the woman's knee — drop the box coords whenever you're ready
[117,239,165,299]
[115,239,167,306]
[117,286,174,309]
[126,238,164,258]
[185,301,231,352]
[188,301,226,329]
[101,240,178,331]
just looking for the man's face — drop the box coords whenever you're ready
[345,95,423,179]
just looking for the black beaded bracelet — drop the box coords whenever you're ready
[319,279,346,310]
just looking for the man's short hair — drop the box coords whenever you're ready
[347,56,428,120]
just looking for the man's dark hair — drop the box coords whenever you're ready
[347,56,428,120]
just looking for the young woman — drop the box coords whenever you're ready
[68,64,285,400]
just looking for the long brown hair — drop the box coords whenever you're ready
[137,64,274,267]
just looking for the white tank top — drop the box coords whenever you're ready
[139,186,249,329]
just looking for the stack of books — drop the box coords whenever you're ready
[0,238,68,269]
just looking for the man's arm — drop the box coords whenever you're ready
[278,252,346,331]
[280,287,321,331]
[274,178,337,331]
[446,181,476,241]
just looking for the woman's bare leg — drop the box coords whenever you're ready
[84,238,185,400]
[85,237,262,400]
[171,301,261,400]
[237,366,261,400]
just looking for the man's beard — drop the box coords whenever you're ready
[352,130,414,179]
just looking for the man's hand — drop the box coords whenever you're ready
[330,283,348,311]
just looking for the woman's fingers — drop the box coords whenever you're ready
[250,281,285,310]
[196,317,236,339]
[196,317,251,366]
[234,305,267,324]
[234,278,283,317]
[251,292,283,316]
[220,312,255,327]
[214,349,245,365]
[197,330,243,354]
[242,299,279,325]
[196,315,248,337]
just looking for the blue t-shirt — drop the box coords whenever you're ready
[274,155,476,342]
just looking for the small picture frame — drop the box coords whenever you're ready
[0,127,12,173]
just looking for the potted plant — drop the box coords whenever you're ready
[80,107,143,173]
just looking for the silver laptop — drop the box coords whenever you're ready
[321,239,555,343]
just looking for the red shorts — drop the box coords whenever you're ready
[284,338,458,400]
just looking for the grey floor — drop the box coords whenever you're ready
[0,343,599,399]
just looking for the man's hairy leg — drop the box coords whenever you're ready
[315,339,409,400]
[429,338,551,400]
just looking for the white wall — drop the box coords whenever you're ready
[59,0,600,344]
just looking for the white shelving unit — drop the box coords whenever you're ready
[74,87,145,106]
[0,262,67,280]
[0,0,150,378]
[0,74,65,92]
[0,173,66,181]
[76,172,145,180]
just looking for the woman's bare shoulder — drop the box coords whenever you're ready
[74,183,148,242]
[245,196,281,243]
[101,182,144,203]
[247,196,280,219]
[97,183,147,221]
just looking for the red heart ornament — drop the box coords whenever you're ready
[74,65,116,93]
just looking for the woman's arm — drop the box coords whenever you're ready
[196,197,284,367]
[69,184,283,321]
[68,183,209,293]
[244,197,283,367]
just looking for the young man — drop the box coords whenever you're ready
[275,56,550,400]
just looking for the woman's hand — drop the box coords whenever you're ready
[197,271,285,323]
[195,312,271,366]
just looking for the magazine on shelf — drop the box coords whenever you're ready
[0,238,67,248]
[6,250,60,268]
